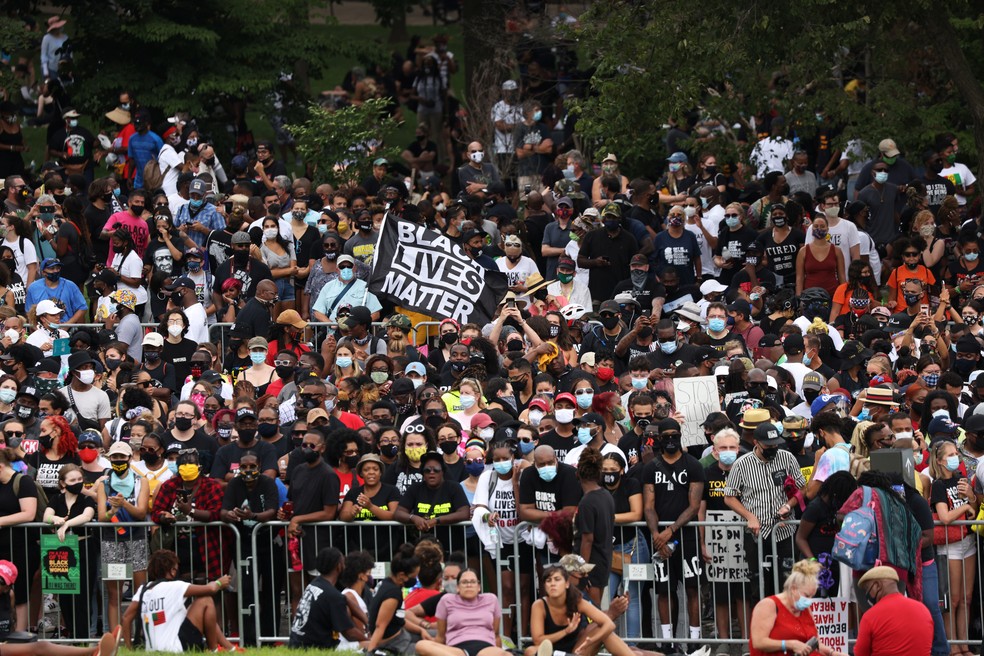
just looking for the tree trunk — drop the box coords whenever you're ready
[388,3,409,43]
[922,8,984,181]
[461,0,507,105]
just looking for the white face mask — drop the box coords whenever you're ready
[555,408,575,424]
[78,370,95,385]
[167,324,183,337]
[4,329,18,343]
[469,151,484,164]
[263,228,279,241]
[683,206,697,218]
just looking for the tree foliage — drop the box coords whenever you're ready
[572,0,984,176]
[286,97,401,187]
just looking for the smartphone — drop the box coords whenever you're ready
[224,202,233,213]
[921,304,930,316]
[615,581,625,598]
[507,300,515,308]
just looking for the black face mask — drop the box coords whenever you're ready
[911,401,924,416]
[275,365,295,380]
[174,417,193,432]
[344,454,360,469]
[16,404,35,420]
[439,440,458,455]
[233,250,250,266]
[381,444,399,458]
[301,446,320,464]
[257,423,278,438]
[635,418,651,431]
[441,332,458,346]
[662,438,681,454]
[142,451,161,467]
[904,293,920,306]
[601,316,619,330]
[425,413,444,429]
[761,446,780,461]
[65,482,84,495]
[39,434,54,450]
[238,428,257,443]
[450,361,467,374]
[602,471,620,487]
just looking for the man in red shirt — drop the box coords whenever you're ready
[856,566,933,656]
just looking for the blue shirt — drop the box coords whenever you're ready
[128,131,164,189]
[311,278,381,320]
[25,278,88,322]
[173,202,226,248]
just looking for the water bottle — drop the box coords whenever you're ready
[653,540,678,565]
[489,524,499,558]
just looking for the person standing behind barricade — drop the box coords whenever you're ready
[794,472,858,600]
[97,441,149,631]
[725,422,807,600]
[339,453,401,558]
[641,417,705,648]
[220,450,278,647]
[855,566,933,656]
[394,451,470,555]
[699,427,751,656]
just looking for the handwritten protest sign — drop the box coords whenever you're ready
[808,598,849,652]
[672,376,722,448]
[705,510,749,582]
[41,534,80,594]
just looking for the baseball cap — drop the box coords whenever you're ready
[236,407,257,422]
[337,254,355,267]
[165,276,196,292]
[630,254,648,266]
[576,412,605,426]
[35,299,61,317]
[501,80,518,90]
[759,334,781,348]
[782,333,805,355]
[231,231,252,245]
[878,139,900,157]
[142,332,164,348]
[802,371,826,391]
[753,422,785,446]
[470,413,495,430]
[667,152,689,163]
[727,299,751,317]
[405,362,426,377]
[189,179,208,197]
[0,560,17,586]
[107,442,133,457]
[700,280,728,296]
[554,392,576,406]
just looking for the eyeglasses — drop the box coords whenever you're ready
[422,467,442,474]
[458,579,480,586]
[903,252,919,257]
[273,360,294,366]
[5,431,23,437]
[418,391,437,400]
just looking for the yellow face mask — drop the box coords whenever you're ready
[178,463,200,482]
[337,221,349,233]
[405,446,427,463]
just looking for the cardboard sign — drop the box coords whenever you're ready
[705,510,749,582]
[808,598,849,652]
[672,376,722,448]
[41,534,80,594]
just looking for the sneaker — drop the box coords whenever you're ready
[43,594,59,613]
[536,638,553,656]
[501,636,517,651]
[93,625,123,656]
[35,616,58,636]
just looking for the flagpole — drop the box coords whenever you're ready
[363,205,391,306]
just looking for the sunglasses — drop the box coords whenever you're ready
[724,213,741,219]
[574,389,593,396]
[422,467,442,474]
[301,442,319,449]
[5,431,23,437]
[405,424,426,434]
[903,252,919,257]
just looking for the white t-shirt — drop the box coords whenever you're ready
[135,580,191,653]
[338,588,369,651]
[110,250,149,305]
[490,100,523,155]
[183,302,210,344]
[496,256,540,304]
[545,280,592,310]
[750,137,794,178]
[857,230,882,283]
[158,145,185,198]
[804,218,859,268]
[473,468,520,546]
[26,325,68,358]
[59,385,111,424]
[248,216,292,242]
[564,240,589,288]
[4,235,37,282]
[564,442,628,471]
[792,316,845,350]
[941,162,977,205]
[685,222,720,277]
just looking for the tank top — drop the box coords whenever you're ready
[748,596,821,656]
[540,598,588,652]
[803,244,839,297]
[0,129,24,178]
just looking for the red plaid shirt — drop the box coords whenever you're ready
[152,476,227,579]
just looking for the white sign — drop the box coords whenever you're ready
[673,376,722,448]
[705,510,749,582]
[372,562,390,580]
[625,563,653,581]
[808,598,849,652]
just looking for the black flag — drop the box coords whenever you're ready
[369,218,507,324]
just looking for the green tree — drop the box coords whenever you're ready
[573,0,984,177]
[286,97,401,187]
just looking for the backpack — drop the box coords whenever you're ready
[832,485,879,570]
[13,472,49,522]
[143,159,164,192]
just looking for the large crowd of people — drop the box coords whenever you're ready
[0,7,982,656]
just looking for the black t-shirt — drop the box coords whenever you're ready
[231,298,272,340]
[55,220,85,286]
[144,238,181,277]
[755,228,804,287]
[48,491,97,534]
[536,429,578,463]
[289,576,355,648]
[714,225,758,286]
[167,429,218,474]
[382,463,423,496]
[574,488,615,579]
[84,204,113,265]
[617,432,649,474]
[518,462,582,512]
[648,343,701,370]
[221,475,279,535]
[886,310,917,333]
[25,451,81,497]
[343,482,402,557]
[612,277,666,312]
[609,477,641,544]
[578,229,640,304]
[211,440,279,479]
[800,496,839,558]
[144,360,177,394]
[947,258,984,289]
[161,338,198,385]
[290,461,341,515]
[398,480,468,519]
[0,473,37,550]
[368,578,405,639]
[702,461,730,512]
[205,229,234,273]
[292,225,322,278]
[923,176,957,213]
[214,257,273,299]
[640,454,705,537]
[730,267,780,297]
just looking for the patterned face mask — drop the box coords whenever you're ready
[848,297,869,309]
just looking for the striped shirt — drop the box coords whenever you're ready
[724,450,806,540]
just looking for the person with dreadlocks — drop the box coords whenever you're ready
[795,471,858,597]
[106,226,147,317]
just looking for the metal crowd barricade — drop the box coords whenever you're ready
[6,521,242,645]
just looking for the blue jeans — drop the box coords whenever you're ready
[922,559,950,656]
[608,530,650,642]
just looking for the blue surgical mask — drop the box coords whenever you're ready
[336,356,353,369]
[874,171,889,184]
[532,110,542,122]
[465,461,485,477]
[708,318,726,333]
[537,465,557,482]
[794,595,812,612]
[700,197,709,209]
[803,353,813,367]
[577,427,593,445]
[167,461,178,475]
[189,198,204,210]
[518,440,535,455]
[460,394,476,410]
[112,188,122,198]
[318,224,328,235]
[857,408,871,422]
[339,267,354,282]
[250,352,266,365]
[660,340,678,354]
[719,451,737,466]
[0,389,15,404]
[492,460,513,475]
[945,455,961,472]
[631,377,647,390]
[725,216,740,229]
[966,252,980,262]
[576,392,593,409]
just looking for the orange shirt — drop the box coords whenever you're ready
[887,264,935,308]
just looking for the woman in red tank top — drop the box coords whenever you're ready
[796,216,844,298]
[748,560,849,656]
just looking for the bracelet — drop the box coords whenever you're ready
[213,579,224,589]
[782,640,786,653]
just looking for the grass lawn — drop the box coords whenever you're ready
[118,648,361,656]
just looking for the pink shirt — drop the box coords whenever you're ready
[105,210,151,264]
[436,593,500,647]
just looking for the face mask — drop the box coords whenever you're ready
[922,372,940,388]
[111,461,130,476]
[337,264,357,282]
[249,352,267,365]
[568,231,580,242]
[370,371,389,385]
[257,422,278,439]
[492,460,514,475]
[68,119,79,128]
[78,370,95,385]
[405,446,427,462]
[64,481,85,495]
[465,461,485,477]
[178,463,200,481]
[537,465,557,482]
[945,455,961,471]
[460,394,476,410]
[595,366,615,382]
[700,196,710,209]
[660,340,678,355]
[577,427,593,445]
[16,405,34,420]
[669,162,682,173]
[556,272,575,285]
[0,389,15,404]
[708,318,726,333]
[519,439,535,454]
[719,451,738,466]
[333,356,353,370]
[45,270,60,282]
[725,216,741,229]
[528,409,544,426]
[966,252,980,262]
[174,417,193,432]
[761,446,780,461]
[167,461,179,475]
[812,228,828,240]
[874,171,889,184]
[576,392,594,409]
[555,408,575,424]
[443,579,458,594]
[261,227,279,242]
[794,596,812,612]
[604,220,620,232]
[216,427,233,440]
[824,206,839,219]
[668,215,684,228]
[233,250,249,266]
[79,447,99,463]
[381,444,399,459]
[469,151,484,164]
[662,438,681,454]
[626,376,646,391]
[142,451,161,467]
[144,351,161,363]
[301,447,320,464]
[601,471,621,487]
[914,451,924,465]
[189,198,204,211]
[438,440,459,455]
[601,315,620,330]
[772,215,787,228]
[682,206,697,219]
[857,408,871,422]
